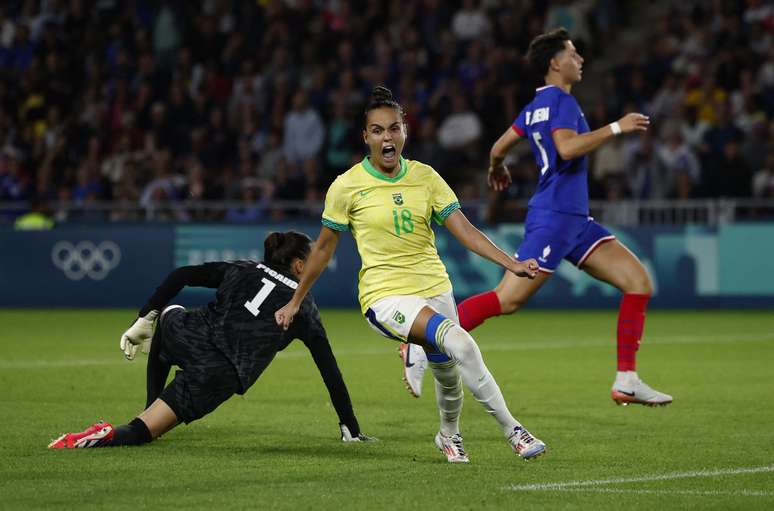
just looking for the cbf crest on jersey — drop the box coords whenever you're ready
[392,192,404,205]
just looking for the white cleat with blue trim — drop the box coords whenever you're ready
[508,425,546,460]
[434,431,470,463]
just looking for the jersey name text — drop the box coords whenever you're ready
[256,263,298,289]
[526,107,550,126]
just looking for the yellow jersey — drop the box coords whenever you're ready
[322,156,460,312]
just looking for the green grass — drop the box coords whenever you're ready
[1,309,773,510]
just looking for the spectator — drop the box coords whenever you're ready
[282,90,324,166]
[649,74,685,122]
[705,139,753,198]
[752,150,774,199]
[701,102,744,161]
[625,131,664,199]
[324,98,357,185]
[14,197,54,230]
[451,0,490,42]
[657,124,701,199]
[684,75,728,125]
[437,94,482,152]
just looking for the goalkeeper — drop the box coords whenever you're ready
[49,231,374,448]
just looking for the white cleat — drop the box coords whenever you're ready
[508,426,546,460]
[398,343,427,398]
[434,431,469,463]
[612,374,673,406]
[339,424,379,443]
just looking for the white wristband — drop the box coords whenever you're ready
[609,121,622,135]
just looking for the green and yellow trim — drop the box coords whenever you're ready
[321,217,349,231]
[432,201,461,225]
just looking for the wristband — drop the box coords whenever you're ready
[609,121,622,135]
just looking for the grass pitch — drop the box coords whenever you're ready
[1,309,773,510]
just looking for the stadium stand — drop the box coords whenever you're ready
[0,0,771,224]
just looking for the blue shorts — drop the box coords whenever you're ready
[515,208,615,272]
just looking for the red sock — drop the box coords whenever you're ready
[617,293,650,371]
[457,291,502,331]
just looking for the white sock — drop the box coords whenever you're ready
[429,360,463,436]
[434,319,520,436]
[615,371,639,385]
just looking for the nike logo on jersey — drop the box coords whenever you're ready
[359,190,371,197]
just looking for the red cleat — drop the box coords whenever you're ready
[48,421,114,449]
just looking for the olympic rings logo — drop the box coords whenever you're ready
[51,241,122,281]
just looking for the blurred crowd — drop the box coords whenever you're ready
[0,0,772,224]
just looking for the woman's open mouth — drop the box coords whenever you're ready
[382,145,396,163]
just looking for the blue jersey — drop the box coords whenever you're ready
[512,85,590,216]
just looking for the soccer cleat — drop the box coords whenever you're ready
[611,376,673,407]
[48,421,114,449]
[339,424,379,442]
[508,425,546,460]
[398,343,426,398]
[434,431,469,463]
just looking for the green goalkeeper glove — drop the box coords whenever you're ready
[119,310,159,360]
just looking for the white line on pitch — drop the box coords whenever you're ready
[508,465,774,492]
[2,333,772,368]
[546,488,774,497]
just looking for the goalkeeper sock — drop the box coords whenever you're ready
[428,360,463,436]
[426,313,520,436]
[109,418,153,446]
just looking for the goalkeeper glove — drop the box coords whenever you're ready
[340,423,378,443]
[119,310,159,360]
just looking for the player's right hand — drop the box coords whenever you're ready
[275,302,299,331]
[617,112,650,133]
[487,164,512,191]
[509,258,539,279]
[119,310,159,361]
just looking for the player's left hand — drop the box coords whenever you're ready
[487,164,512,191]
[119,310,159,360]
[509,258,539,279]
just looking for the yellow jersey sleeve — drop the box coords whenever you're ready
[429,169,461,224]
[321,176,351,231]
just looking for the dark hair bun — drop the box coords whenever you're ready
[263,231,312,273]
[364,86,403,127]
[371,86,394,102]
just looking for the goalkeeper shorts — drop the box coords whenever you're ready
[157,307,241,424]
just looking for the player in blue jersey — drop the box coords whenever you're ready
[402,28,672,406]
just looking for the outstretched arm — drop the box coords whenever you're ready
[298,316,361,437]
[138,263,228,316]
[553,112,649,160]
[444,209,538,278]
[275,226,340,330]
[121,263,229,360]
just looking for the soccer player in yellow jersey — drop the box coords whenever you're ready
[276,86,546,462]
